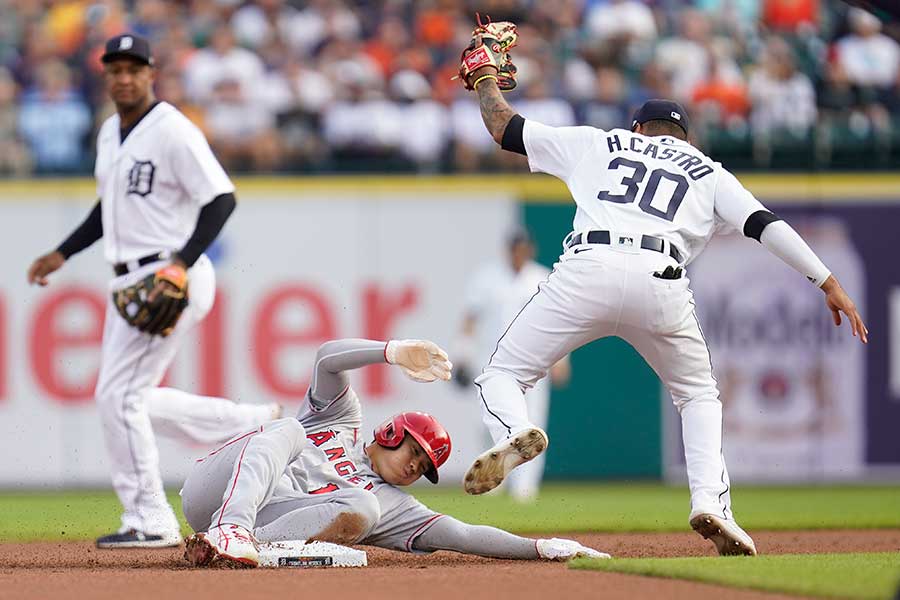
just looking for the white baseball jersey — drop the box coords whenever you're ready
[94,101,235,264]
[523,121,767,262]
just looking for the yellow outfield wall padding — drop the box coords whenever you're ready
[0,173,899,203]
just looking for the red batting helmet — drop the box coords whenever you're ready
[373,412,452,484]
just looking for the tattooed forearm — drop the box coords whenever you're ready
[476,79,515,144]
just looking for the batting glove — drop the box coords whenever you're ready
[536,538,611,561]
[386,340,453,383]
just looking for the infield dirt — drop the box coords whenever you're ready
[3,529,899,600]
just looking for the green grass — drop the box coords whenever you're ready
[1,483,899,541]
[571,552,900,600]
[411,483,900,533]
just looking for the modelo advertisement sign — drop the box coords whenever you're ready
[666,204,900,482]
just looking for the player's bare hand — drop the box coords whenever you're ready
[386,339,453,383]
[27,251,66,286]
[821,275,868,344]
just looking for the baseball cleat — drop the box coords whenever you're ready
[690,513,758,556]
[184,524,260,568]
[464,427,548,495]
[96,528,182,549]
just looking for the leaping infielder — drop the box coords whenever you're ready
[454,17,868,556]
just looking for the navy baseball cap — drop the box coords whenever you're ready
[631,99,689,135]
[101,33,154,66]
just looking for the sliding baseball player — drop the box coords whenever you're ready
[180,338,608,567]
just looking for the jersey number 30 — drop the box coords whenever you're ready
[597,157,688,222]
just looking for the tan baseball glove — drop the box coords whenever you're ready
[113,264,189,337]
[457,14,519,91]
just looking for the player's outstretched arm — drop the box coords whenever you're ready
[27,200,103,286]
[309,339,452,405]
[820,275,868,344]
[473,71,516,144]
[714,171,867,344]
[412,515,610,561]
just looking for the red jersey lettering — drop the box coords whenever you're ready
[307,430,336,447]
[325,447,346,461]
[334,460,356,476]
[309,483,340,495]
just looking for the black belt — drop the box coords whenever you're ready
[113,252,167,276]
[567,231,684,263]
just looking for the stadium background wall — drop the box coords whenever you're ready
[1,174,899,487]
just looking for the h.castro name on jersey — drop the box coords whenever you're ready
[606,133,713,181]
[305,428,375,495]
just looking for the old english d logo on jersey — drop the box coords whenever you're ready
[126,159,155,197]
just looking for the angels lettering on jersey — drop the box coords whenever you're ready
[126,158,155,197]
[306,428,375,495]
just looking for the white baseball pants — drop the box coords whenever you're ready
[95,255,272,535]
[503,377,550,501]
[475,240,733,520]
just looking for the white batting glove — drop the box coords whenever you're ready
[536,538,611,561]
[385,340,453,383]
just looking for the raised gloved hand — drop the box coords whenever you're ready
[536,538,611,561]
[457,14,519,91]
[113,263,189,337]
[386,340,453,383]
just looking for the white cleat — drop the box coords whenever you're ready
[690,513,758,556]
[184,523,260,568]
[464,428,548,495]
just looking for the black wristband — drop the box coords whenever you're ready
[57,200,103,259]
[501,114,526,156]
[177,192,236,267]
[743,210,782,242]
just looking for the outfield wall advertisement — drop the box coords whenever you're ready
[2,176,899,488]
[0,190,520,487]
[664,204,900,482]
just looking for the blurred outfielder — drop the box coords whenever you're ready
[455,228,570,502]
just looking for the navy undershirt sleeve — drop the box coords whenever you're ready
[175,192,236,267]
[56,200,103,259]
[743,210,782,242]
[500,114,526,155]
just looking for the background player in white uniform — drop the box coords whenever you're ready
[457,42,868,556]
[455,229,570,501]
[180,338,607,568]
[26,34,275,549]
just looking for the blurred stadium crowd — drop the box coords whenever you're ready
[1,0,899,175]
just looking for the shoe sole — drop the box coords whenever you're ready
[184,533,258,569]
[464,428,548,495]
[690,514,757,556]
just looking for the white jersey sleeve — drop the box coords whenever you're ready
[361,484,443,553]
[523,120,599,181]
[712,169,769,234]
[165,116,234,206]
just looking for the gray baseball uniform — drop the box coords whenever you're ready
[181,339,540,557]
